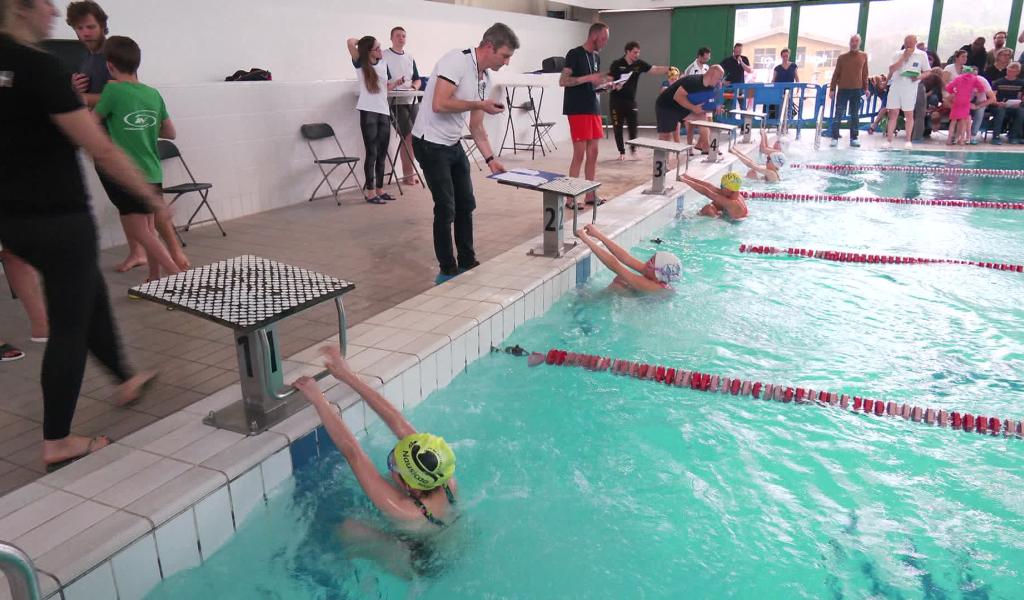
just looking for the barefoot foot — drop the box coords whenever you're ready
[115,256,148,273]
[116,371,159,407]
[43,434,111,469]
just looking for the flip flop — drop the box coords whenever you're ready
[366,196,386,205]
[565,199,585,210]
[0,343,25,362]
[45,435,111,473]
[116,372,159,407]
[585,195,607,206]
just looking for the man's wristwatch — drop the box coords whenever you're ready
[485,155,495,164]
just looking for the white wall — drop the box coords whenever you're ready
[79,0,589,248]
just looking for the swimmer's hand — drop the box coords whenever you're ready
[583,223,605,237]
[320,345,357,383]
[292,375,327,405]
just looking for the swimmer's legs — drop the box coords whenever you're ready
[337,518,416,580]
[699,203,721,218]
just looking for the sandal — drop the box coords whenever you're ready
[45,435,111,473]
[565,199,585,210]
[0,343,25,362]
[585,195,606,206]
[365,196,386,205]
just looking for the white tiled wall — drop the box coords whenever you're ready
[193,487,234,559]
[228,467,265,528]
[111,534,161,600]
[153,509,201,580]
[63,563,117,600]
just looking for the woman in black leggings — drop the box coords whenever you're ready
[348,35,404,204]
[1,0,161,469]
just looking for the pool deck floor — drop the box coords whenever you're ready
[1,128,1022,494]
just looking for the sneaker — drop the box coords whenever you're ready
[992,137,1003,145]
[458,261,480,273]
[850,139,860,148]
[904,141,913,149]
[829,138,839,148]
[435,267,459,285]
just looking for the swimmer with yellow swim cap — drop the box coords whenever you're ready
[292,346,458,577]
[678,171,749,220]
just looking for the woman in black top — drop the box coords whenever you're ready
[1,0,163,469]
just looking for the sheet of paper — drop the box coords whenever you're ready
[596,72,633,90]
[491,172,548,187]
[1006,99,1022,109]
[510,168,540,176]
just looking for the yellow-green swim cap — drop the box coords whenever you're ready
[390,433,456,490]
[720,171,742,192]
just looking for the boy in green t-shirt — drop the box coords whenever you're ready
[94,36,189,282]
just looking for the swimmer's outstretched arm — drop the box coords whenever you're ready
[321,346,416,440]
[293,375,423,521]
[729,146,767,175]
[582,224,647,273]
[759,130,773,155]
[577,229,663,291]
[678,173,718,200]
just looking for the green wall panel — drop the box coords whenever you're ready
[670,6,734,72]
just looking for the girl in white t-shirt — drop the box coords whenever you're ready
[348,36,405,204]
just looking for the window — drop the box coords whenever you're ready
[816,50,842,69]
[734,5,791,83]
[795,46,807,68]
[797,2,860,85]
[864,0,934,77]
[754,47,777,70]
[935,0,1013,67]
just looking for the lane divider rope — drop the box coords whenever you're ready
[791,163,1024,178]
[737,244,1024,273]
[745,190,1024,211]
[521,347,1023,440]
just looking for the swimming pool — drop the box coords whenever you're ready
[147,150,1024,599]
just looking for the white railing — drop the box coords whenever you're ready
[0,542,39,600]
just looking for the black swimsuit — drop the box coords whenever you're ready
[411,484,456,527]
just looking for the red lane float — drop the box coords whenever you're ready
[528,348,1023,440]
[744,190,1024,211]
[790,163,1024,178]
[738,244,1024,273]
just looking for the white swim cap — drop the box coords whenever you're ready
[769,152,787,169]
[650,251,682,284]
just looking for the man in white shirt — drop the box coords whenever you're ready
[685,47,711,76]
[412,23,516,283]
[886,34,930,148]
[383,26,421,186]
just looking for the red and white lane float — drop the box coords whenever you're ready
[524,347,1023,440]
[745,190,1024,211]
[790,163,1024,178]
[737,244,1024,273]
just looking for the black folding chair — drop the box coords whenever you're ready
[158,140,226,245]
[300,123,363,205]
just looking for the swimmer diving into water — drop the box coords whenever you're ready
[576,224,681,293]
[292,346,457,578]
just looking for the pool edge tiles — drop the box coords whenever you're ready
[0,149,743,600]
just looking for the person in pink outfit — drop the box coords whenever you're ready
[946,66,987,145]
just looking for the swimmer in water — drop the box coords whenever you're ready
[728,144,785,182]
[759,128,786,154]
[575,224,681,293]
[679,171,748,220]
[292,346,458,578]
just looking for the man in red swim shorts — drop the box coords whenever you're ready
[560,22,612,208]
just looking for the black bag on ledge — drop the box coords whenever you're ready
[225,68,272,81]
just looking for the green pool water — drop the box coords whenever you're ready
[148,150,1024,599]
